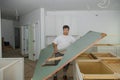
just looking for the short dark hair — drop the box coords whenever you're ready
[63,25,70,30]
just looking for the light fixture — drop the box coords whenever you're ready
[97,0,110,8]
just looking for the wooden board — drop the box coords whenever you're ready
[91,52,116,59]
[102,59,120,74]
[76,53,95,60]
[95,44,120,46]
[32,31,106,80]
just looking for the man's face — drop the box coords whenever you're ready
[63,28,69,35]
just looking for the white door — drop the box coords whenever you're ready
[34,22,41,59]
[21,26,29,56]
[28,24,34,60]
[28,23,40,61]
[21,22,40,61]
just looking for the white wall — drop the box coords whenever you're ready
[0,10,2,58]
[1,19,15,48]
[20,9,41,25]
[45,10,120,44]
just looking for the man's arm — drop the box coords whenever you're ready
[52,43,58,54]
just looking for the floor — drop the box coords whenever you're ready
[2,49,73,80]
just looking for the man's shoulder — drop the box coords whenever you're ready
[68,35,74,38]
[68,35,73,37]
[57,35,64,37]
[55,35,63,39]
[69,35,76,41]
[56,35,74,39]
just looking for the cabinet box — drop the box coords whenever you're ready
[74,60,118,80]
[0,58,24,80]
[91,52,116,59]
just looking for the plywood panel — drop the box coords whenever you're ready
[32,31,106,80]
[76,53,95,60]
[102,59,120,74]
[91,52,116,59]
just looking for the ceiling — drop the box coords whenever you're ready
[0,0,120,20]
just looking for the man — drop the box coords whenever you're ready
[52,25,75,80]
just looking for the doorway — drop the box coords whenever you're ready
[15,27,21,49]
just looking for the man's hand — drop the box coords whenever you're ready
[54,49,58,54]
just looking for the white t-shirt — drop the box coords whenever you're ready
[53,35,75,51]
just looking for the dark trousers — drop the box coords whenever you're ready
[55,52,70,72]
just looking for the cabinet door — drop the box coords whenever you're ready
[71,16,79,35]
[28,25,34,61]
[45,15,79,36]
[56,15,79,36]
[45,15,56,36]
[56,15,64,36]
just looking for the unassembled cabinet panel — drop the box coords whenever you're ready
[32,31,106,80]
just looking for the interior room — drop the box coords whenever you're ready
[0,0,120,80]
